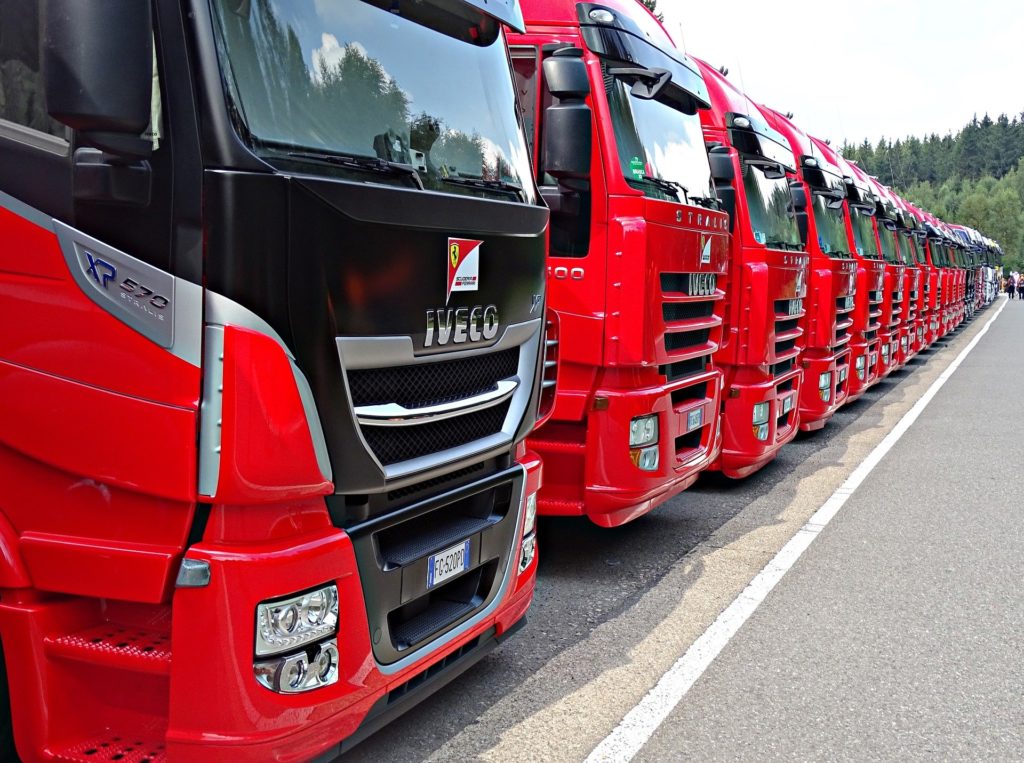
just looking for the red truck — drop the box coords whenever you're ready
[905,202,946,346]
[0,1,548,759]
[870,180,919,368]
[695,61,806,478]
[811,140,884,399]
[760,108,855,430]
[895,197,934,353]
[510,0,728,525]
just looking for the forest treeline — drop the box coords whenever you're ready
[841,113,1024,271]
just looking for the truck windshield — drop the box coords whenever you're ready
[878,224,904,264]
[903,233,923,264]
[811,196,851,258]
[849,209,880,259]
[741,161,802,249]
[209,0,535,203]
[605,74,715,205]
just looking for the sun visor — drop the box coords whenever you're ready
[727,113,795,171]
[462,0,525,31]
[577,3,711,110]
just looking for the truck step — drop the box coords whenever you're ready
[537,497,585,514]
[45,624,172,675]
[53,735,166,762]
[528,437,586,453]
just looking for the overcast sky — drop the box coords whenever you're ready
[659,0,1024,146]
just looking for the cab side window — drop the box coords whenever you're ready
[0,0,67,142]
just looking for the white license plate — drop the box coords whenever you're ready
[782,395,794,414]
[787,300,801,317]
[870,353,878,365]
[427,540,470,588]
[838,367,848,382]
[687,408,703,431]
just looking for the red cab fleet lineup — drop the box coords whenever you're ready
[0,0,1003,759]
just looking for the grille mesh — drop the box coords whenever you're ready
[348,348,518,409]
[363,401,511,465]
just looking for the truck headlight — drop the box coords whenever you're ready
[523,492,537,537]
[752,402,770,426]
[629,415,659,447]
[818,372,831,390]
[630,445,659,471]
[256,584,339,657]
[753,423,769,441]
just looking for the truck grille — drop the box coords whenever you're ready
[659,271,723,390]
[772,299,803,363]
[867,290,883,333]
[339,326,540,475]
[889,289,903,327]
[834,295,854,353]
[362,401,511,466]
[348,349,518,409]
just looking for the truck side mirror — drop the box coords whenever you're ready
[542,52,591,181]
[708,145,734,183]
[789,180,808,244]
[707,146,735,230]
[43,0,153,158]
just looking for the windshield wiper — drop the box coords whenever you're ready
[440,175,524,201]
[638,173,686,201]
[688,194,720,211]
[282,148,424,190]
[764,240,802,251]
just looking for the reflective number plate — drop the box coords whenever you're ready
[787,299,801,317]
[687,408,703,431]
[782,395,794,414]
[427,540,470,588]
[870,353,878,365]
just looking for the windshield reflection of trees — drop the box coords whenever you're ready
[222,0,512,191]
[743,163,800,248]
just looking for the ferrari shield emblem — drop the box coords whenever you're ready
[447,237,482,303]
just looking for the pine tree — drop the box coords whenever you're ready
[640,0,664,22]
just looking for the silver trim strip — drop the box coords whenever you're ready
[0,189,55,231]
[376,463,527,675]
[356,378,518,427]
[197,325,226,498]
[336,320,540,370]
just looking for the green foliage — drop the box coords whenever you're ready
[841,112,1024,263]
[640,0,664,22]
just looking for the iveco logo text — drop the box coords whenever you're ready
[688,273,717,297]
[425,305,499,347]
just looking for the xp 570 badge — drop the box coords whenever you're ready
[447,237,482,303]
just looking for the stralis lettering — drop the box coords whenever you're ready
[425,305,499,347]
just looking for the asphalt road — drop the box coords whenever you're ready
[345,298,1013,762]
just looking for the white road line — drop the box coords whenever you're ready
[585,298,1008,763]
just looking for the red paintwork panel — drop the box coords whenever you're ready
[20,533,179,604]
[213,325,333,504]
[0,206,200,410]
[0,359,196,501]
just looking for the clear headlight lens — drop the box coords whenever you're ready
[629,415,659,448]
[818,372,831,390]
[523,492,537,537]
[256,584,339,657]
[630,445,659,471]
[752,402,770,426]
[753,423,770,441]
